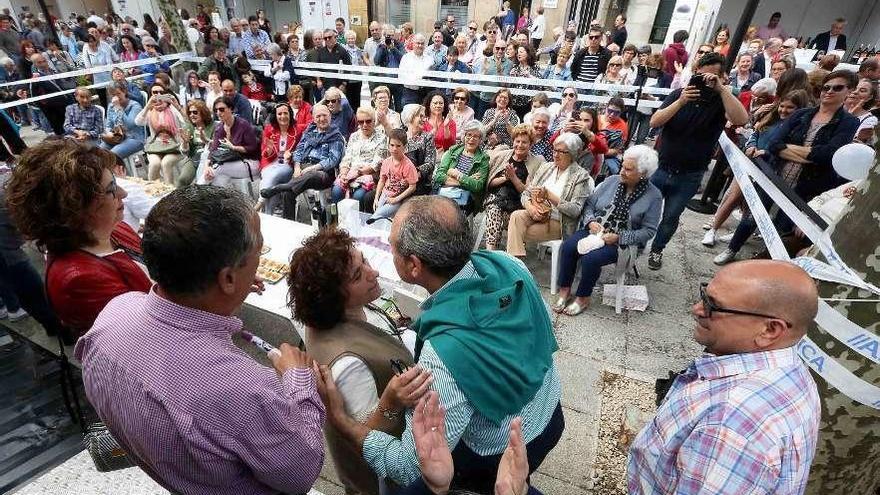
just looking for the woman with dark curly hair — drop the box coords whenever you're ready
[5,140,152,338]
[287,228,430,495]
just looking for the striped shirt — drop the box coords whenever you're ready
[362,260,562,485]
[74,289,326,495]
[577,53,600,83]
[627,346,820,495]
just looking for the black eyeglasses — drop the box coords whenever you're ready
[699,283,792,327]
[468,26,477,31]
[606,108,621,115]
[214,106,228,113]
[323,35,334,40]
[325,98,339,104]
[188,109,200,114]
[494,46,505,51]
[608,63,622,67]
[357,119,372,124]
[822,84,847,93]
[563,92,576,98]
[453,95,467,101]
[588,35,601,40]
[697,50,712,55]
[151,90,165,95]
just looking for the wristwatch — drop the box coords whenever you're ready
[379,405,401,420]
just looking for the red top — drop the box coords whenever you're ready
[260,124,298,169]
[423,118,457,152]
[292,101,314,140]
[588,132,609,177]
[46,222,152,338]
[242,82,270,102]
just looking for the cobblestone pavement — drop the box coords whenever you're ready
[15,128,763,494]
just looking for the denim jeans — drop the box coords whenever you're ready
[369,192,404,222]
[557,231,620,297]
[604,157,622,175]
[100,137,144,159]
[330,184,368,203]
[0,249,65,335]
[649,168,705,253]
[260,162,294,213]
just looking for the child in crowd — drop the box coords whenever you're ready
[241,71,270,101]
[369,129,418,223]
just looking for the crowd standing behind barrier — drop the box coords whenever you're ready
[0,5,878,495]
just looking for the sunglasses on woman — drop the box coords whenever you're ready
[822,84,847,93]
[563,92,577,98]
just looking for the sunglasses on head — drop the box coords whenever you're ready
[822,84,847,93]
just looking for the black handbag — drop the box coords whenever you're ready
[209,147,243,165]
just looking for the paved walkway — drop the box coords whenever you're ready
[12,128,760,494]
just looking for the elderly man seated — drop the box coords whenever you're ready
[63,88,104,146]
[260,104,345,220]
[314,195,564,494]
[99,82,146,160]
[321,86,355,139]
[75,186,326,495]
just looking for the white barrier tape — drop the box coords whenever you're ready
[175,55,673,96]
[720,133,880,408]
[0,60,180,111]
[0,52,191,88]
[719,134,880,295]
[292,68,664,110]
[797,337,880,409]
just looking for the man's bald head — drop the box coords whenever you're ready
[719,260,818,335]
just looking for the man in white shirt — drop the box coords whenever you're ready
[529,7,545,51]
[399,34,434,106]
[363,21,383,63]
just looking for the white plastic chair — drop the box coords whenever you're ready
[537,240,563,294]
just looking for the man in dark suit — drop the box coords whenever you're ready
[809,18,847,55]
[752,38,782,79]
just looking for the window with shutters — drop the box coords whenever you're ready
[388,0,412,27]
[439,0,469,29]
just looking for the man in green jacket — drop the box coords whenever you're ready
[316,195,564,494]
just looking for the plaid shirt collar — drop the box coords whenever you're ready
[693,346,800,380]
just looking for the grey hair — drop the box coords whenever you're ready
[266,43,283,56]
[0,57,12,66]
[554,132,583,161]
[323,86,344,101]
[395,196,473,278]
[530,107,551,122]
[460,119,485,139]
[401,103,424,127]
[623,144,659,177]
[142,186,256,296]
[751,77,777,96]
[413,33,427,43]
[356,105,376,121]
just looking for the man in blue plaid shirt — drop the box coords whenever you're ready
[628,260,821,494]
[63,88,104,146]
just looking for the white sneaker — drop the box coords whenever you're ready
[713,249,737,265]
[8,308,28,322]
[718,232,734,243]
[701,223,712,230]
[701,229,716,247]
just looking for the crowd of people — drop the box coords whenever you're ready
[0,4,876,495]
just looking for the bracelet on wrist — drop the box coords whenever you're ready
[378,404,401,420]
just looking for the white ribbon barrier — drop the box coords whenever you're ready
[0,58,187,111]
[719,133,880,408]
[0,52,192,88]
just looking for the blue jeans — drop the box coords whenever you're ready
[369,192,404,222]
[330,184,369,203]
[604,157,622,175]
[472,97,492,120]
[649,168,704,253]
[260,162,294,214]
[0,249,65,335]
[100,137,144,159]
[557,230,620,297]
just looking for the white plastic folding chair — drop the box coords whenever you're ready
[537,240,564,294]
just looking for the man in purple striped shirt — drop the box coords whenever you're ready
[628,260,821,494]
[75,186,325,495]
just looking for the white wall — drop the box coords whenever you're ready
[713,0,868,45]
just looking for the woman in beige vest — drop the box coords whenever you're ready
[287,228,432,495]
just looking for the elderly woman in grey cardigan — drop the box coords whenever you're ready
[506,132,593,257]
[553,145,662,316]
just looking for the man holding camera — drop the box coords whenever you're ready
[645,52,748,270]
[373,24,405,112]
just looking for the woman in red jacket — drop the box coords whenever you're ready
[6,141,152,339]
[258,103,299,213]
[287,84,314,139]
[422,90,457,153]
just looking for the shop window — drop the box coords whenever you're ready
[649,0,676,44]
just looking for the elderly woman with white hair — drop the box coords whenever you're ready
[507,132,593,257]
[432,119,490,210]
[267,42,296,102]
[553,145,662,315]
